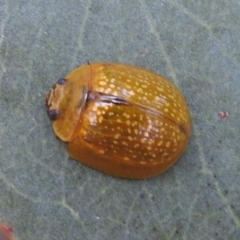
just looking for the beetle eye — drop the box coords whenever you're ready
[48,109,59,121]
[56,78,66,85]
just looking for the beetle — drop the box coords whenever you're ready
[45,62,191,179]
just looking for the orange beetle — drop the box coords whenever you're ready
[45,63,191,179]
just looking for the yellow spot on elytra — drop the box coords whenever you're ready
[105,88,111,93]
[140,161,147,165]
[114,134,121,139]
[166,141,171,147]
[126,120,131,126]
[92,105,98,111]
[98,116,103,123]
[132,121,138,126]
[124,157,129,161]
[129,90,135,95]
[109,112,114,116]
[99,150,105,154]
[128,136,133,141]
[99,81,107,86]
[162,152,169,157]
[147,124,152,130]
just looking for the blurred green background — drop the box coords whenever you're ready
[0,0,239,239]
